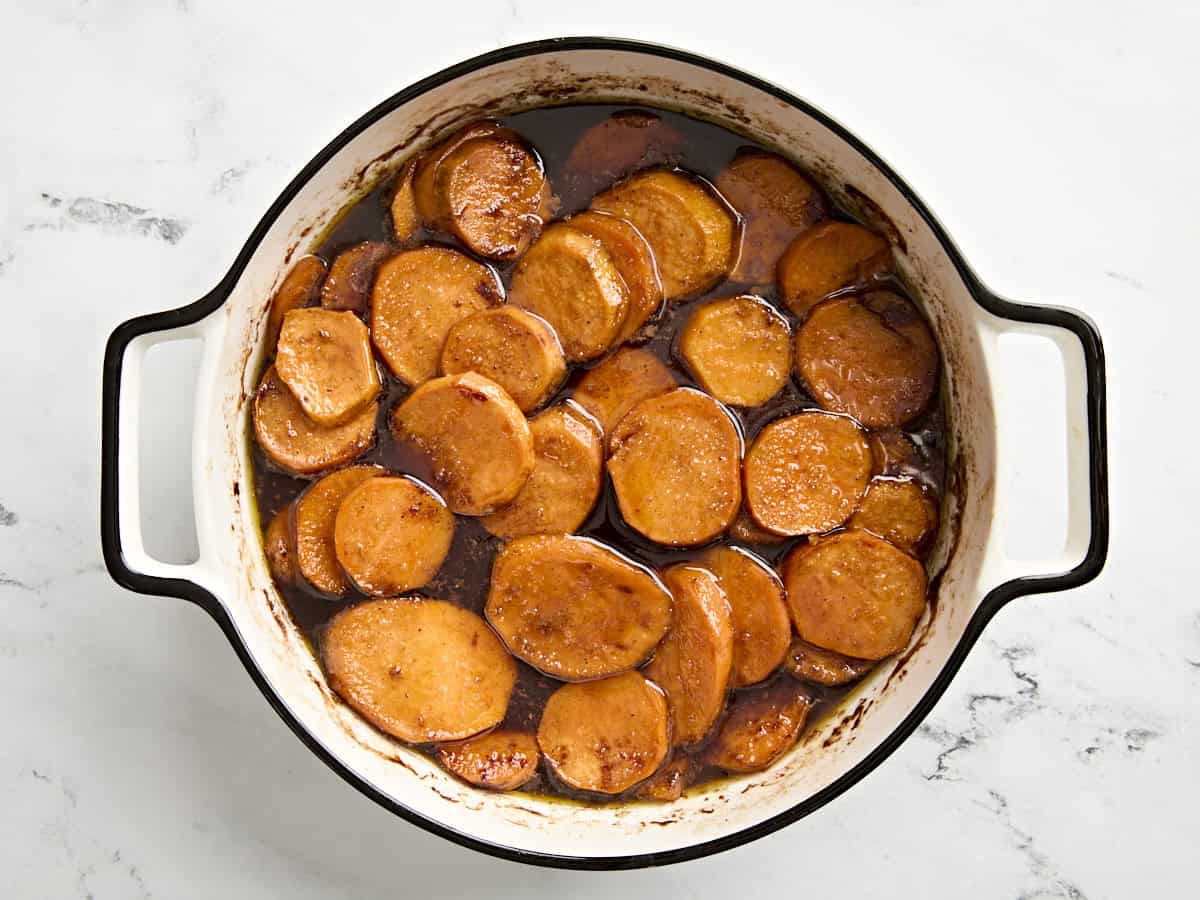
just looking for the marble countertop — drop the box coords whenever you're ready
[2,1,1195,896]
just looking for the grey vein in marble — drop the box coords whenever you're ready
[0,502,17,526]
[26,193,188,244]
[978,790,1089,900]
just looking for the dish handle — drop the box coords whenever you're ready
[975,299,1109,608]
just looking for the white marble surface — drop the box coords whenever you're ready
[1,1,1196,896]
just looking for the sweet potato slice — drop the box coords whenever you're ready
[849,477,939,556]
[509,224,629,361]
[320,241,392,315]
[592,169,736,300]
[265,255,325,352]
[389,159,420,243]
[716,149,826,284]
[869,428,921,477]
[390,372,534,516]
[435,132,551,261]
[485,534,673,681]
[436,730,540,791]
[776,220,891,317]
[566,210,663,342]
[333,476,455,596]
[294,465,383,596]
[643,565,733,746]
[635,754,693,802]
[678,295,791,407]
[412,120,505,223]
[481,405,603,539]
[263,508,295,585]
[370,246,503,386]
[795,291,939,428]
[537,671,670,794]
[275,308,381,426]
[252,366,376,477]
[562,109,684,192]
[706,680,813,773]
[699,546,791,687]
[784,637,875,687]
[440,306,566,413]
[608,388,742,546]
[323,598,515,743]
[744,411,871,536]
[782,530,927,660]
[571,346,676,436]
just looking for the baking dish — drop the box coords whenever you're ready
[100,37,1109,869]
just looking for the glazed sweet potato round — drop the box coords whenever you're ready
[678,295,792,407]
[706,680,813,773]
[849,477,939,555]
[566,210,663,342]
[265,255,326,352]
[275,308,381,427]
[436,730,540,791]
[776,220,891,317]
[699,546,792,687]
[320,241,392,315]
[562,109,684,192]
[571,346,676,437]
[784,637,875,687]
[294,465,383,596]
[263,508,295,585]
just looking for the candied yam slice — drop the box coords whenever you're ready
[263,508,296,585]
[706,680,813,773]
[562,109,685,191]
[440,306,566,413]
[537,671,670,794]
[795,291,939,428]
[776,220,891,317]
[265,255,326,352]
[252,366,376,477]
[699,546,791,687]
[320,241,393,314]
[643,564,734,746]
[370,246,503,386]
[485,534,673,681]
[592,169,737,300]
[566,210,663,342]
[869,428,922,477]
[389,159,420,243]
[509,224,629,361]
[782,530,927,660]
[294,465,383,596]
[390,372,534,516]
[608,388,742,546]
[323,598,515,743]
[716,148,827,284]
[744,411,872,536]
[436,730,540,791]
[333,476,454,596]
[849,477,939,556]
[412,120,506,223]
[480,404,603,539]
[275,308,381,426]
[635,754,694,802]
[678,295,792,407]
[572,346,676,437]
[784,637,875,687]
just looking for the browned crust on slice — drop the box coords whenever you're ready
[435,730,540,791]
[783,637,875,687]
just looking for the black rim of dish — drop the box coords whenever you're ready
[100,36,1110,871]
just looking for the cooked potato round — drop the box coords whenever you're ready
[333,476,454,596]
[608,388,742,546]
[323,598,515,743]
[436,730,540,791]
[635,754,693,802]
[485,535,673,681]
[439,306,566,413]
[263,508,295,585]
[869,428,921,476]
[784,637,875,687]
[275,308,381,427]
[782,530,927,660]
[412,120,505,223]
[252,366,376,477]
[643,564,733,746]
[265,255,326,352]
[776,220,891,317]
[562,109,684,192]
[678,295,792,407]
[706,680,813,773]
[795,291,939,428]
[566,210,663,342]
[537,672,670,794]
[571,346,676,436]
[320,241,393,315]
[849,477,939,556]
[435,132,551,261]
[728,508,787,546]
[294,465,383,596]
[699,546,791,687]
[716,149,826,284]
[370,246,503,386]
[390,372,534,516]
[744,411,871,536]
[389,159,420,243]
[509,224,630,361]
[481,405,603,539]
[592,169,736,300]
